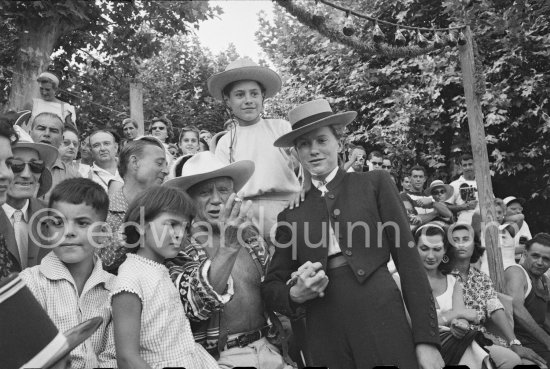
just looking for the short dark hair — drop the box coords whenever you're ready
[526,233,550,251]
[222,80,266,99]
[410,165,427,176]
[0,118,19,144]
[123,186,195,248]
[118,137,164,178]
[149,116,173,140]
[48,178,109,221]
[63,123,79,137]
[368,151,383,161]
[450,224,484,263]
[460,153,473,163]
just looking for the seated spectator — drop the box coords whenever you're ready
[148,116,173,147]
[449,224,542,368]
[122,118,138,143]
[505,233,550,367]
[1,134,57,270]
[199,138,209,152]
[401,175,412,192]
[86,130,123,194]
[20,178,117,368]
[367,150,384,171]
[199,129,213,144]
[179,125,201,156]
[414,223,490,368]
[97,137,169,273]
[29,72,77,130]
[382,157,392,172]
[406,165,434,215]
[1,274,105,368]
[29,112,80,201]
[424,179,454,226]
[447,154,479,224]
[167,143,180,160]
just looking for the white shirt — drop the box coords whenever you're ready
[311,167,342,256]
[87,163,124,193]
[449,175,479,223]
[2,200,30,268]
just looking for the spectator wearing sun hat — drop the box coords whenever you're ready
[208,58,302,240]
[503,196,532,259]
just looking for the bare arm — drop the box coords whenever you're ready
[112,292,152,369]
[505,267,550,349]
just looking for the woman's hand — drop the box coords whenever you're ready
[458,308,480,324]
[450,318,470,339]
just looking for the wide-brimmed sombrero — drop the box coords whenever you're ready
[0,274,103,369]
[163,151,254,193]
[274,99,357,147]
[207,58,282,101]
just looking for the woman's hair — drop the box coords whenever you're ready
[178,125,200,143]
[149,116,173,140]
[449,223,484,264]
[122,118,138,129]
[415,224,454,274]
[123,186,195,250]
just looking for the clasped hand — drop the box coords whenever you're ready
[289,261,329,304]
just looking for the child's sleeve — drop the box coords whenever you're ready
[96,315,117,368]
[109,269,144,303]
[19,267,48,308]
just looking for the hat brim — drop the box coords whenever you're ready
[274,111,357,148]
[209,131,227,153]
[163,160,255,193]
[425,183,454,201]
[45,317,103,369]
[207,66,282,101]
[12,142,59,169]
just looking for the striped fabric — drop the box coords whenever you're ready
[20,252,117,368]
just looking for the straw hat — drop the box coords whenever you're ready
[163,151,254,193]
[503,196,525,207]
[0,274,103,368]
[207,58,282,101]
[424,180,454,201]
[274,99,357,147]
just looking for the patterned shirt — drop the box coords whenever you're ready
[166,227,270,357]
[454,266,504,333]
[111,254,218,369]
[97,187,129,273]
[20,252,117,369]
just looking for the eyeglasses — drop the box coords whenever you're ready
[372,161,383,166]
[382,165,391,169]
[8,159,46,174]
[151,126,166,131]
[432,189,446,196]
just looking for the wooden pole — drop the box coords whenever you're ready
[458,26,505,292]
[130,82,144,136]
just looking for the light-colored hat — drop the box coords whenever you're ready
[37,71,60,87]
[424,179,454,201]
[503,196,525,206]
[207,58,282,101]
[209,131,227,153]
[12,135,58,198]
[163,151,254,193]
[0,274,103,368]
[274,99,357,147]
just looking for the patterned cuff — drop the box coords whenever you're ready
[487,297,504,316]
[200,259,234,304]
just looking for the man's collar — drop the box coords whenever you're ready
[2,200,30,221]
[51,158,65,170]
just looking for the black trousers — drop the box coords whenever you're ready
[304,265,418,369]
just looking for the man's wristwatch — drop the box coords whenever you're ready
[509,338,522,346]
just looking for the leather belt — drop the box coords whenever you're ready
[224,325,271,350]
[327,253,348,270]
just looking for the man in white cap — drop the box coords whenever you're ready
[207,58,303,241]
[29,71,77,129]
[164,152,294,369]
[0,133,58,270]
[262,99,444,369]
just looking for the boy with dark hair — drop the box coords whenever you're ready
[20,178,116,368]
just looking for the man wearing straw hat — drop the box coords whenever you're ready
[262,99,444,369]
[164,151,294,368]
[207,58,303,241]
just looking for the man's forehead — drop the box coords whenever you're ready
[411,170,425,176]
[34,116,63,129]
[461,159,474,165]
[196,176,234,188]
[90,132,115,144]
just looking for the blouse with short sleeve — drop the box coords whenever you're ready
[436,274,457,315]
[111,254,218,369]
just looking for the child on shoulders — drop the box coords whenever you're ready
[20,178,117,368]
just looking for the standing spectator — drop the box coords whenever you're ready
[29,72,77,131]
[447,154,479,224]
[122,118,138,143]
[343,146,366,173]
[367,150,384,170]
[199,129,213,144]
[29,112,80,201]
[382,157,392,172]
[406,165,435,215]
[149,116,173,148]
[87,130,123,193]
[1,135,57,270]
[263,99,443,369]
[97,137,169,273]
[208,58,301,239]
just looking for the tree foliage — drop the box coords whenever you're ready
[259,0,550,232]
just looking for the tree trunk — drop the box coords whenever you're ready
[6,17,68,112]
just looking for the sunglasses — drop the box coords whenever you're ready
[151,126,166,131]
[382,165,391,169]
[372,161,383,166]
[8,159,46,174]
[432,189,446,196]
